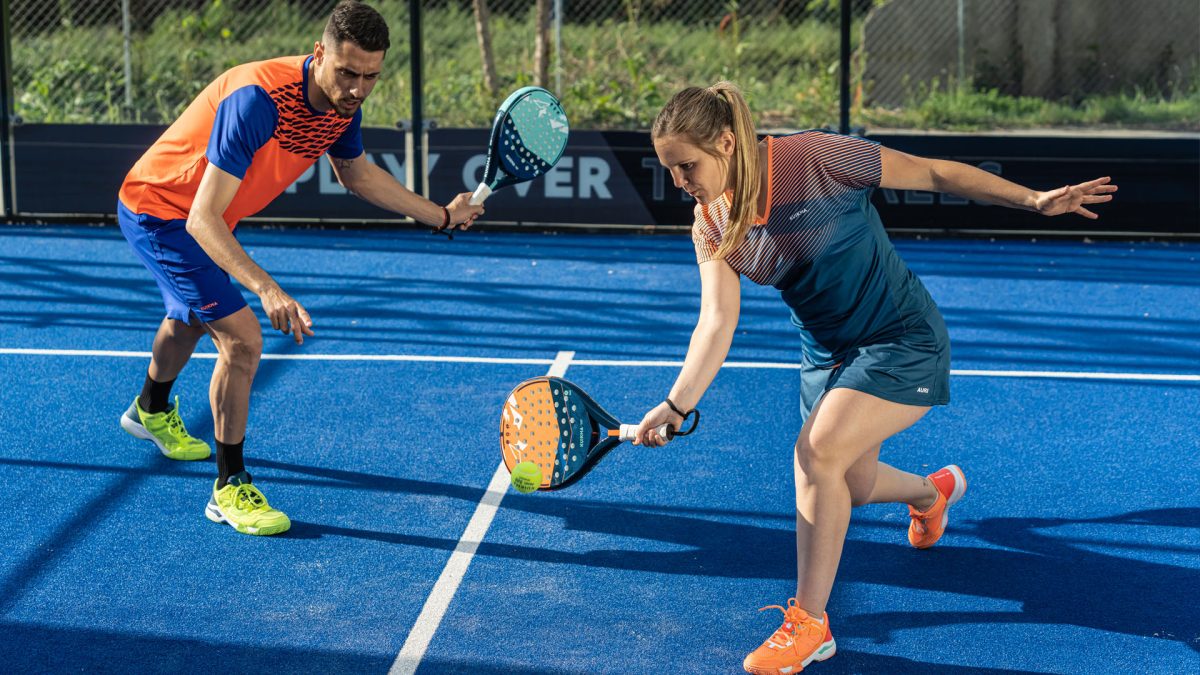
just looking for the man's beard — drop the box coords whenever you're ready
[334,100,360,118]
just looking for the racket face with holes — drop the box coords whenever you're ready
[499,376,620,491]
[482,87,569,192]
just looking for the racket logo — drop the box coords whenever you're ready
[503,395,524,428]
[526,97,568,134]
[502,397,531,462]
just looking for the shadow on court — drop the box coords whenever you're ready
[172,460,1198,655]
[0,621,393,675]
[795,653,1046,675]
[4,226,1200,367]
[837,508,1200,654]
[0,358,297,617]
[0,620,602,674]
[899,239,1200,288]
[9,224,1197,289]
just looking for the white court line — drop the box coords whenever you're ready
[1,347,1197,382]
[388,350,575,675]
[950,369,1200,382]
[0,348,552,366]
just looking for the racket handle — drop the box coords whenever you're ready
[469,183,492,206]
[618,424,671,442]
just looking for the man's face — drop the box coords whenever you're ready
[313,39,385,118]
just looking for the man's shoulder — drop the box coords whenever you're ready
[215,55,308,94]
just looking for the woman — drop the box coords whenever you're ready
[633,81,1115,674]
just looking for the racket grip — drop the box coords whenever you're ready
[469,183,492,206]
[618,424,671,442]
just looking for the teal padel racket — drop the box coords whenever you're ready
[470,87,569,206]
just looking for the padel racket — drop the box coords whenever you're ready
[499,376,698,491]
[470,86,569,205]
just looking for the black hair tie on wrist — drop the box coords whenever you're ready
[664,398,686,416]
[664,397,700,437]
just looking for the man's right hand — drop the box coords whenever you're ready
[259,285,314,344]
[443,192,486,231]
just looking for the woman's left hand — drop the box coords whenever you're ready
[1034,176,1118,219]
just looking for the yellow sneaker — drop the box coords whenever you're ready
[743,599,836,674]
[205,472,291,536]
[120,395,211,460]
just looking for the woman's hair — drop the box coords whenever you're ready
[651,81,760,258]
[325,1,391,53]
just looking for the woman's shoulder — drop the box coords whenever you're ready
[769,128,852,151]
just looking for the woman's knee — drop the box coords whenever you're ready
[794,436,850,486]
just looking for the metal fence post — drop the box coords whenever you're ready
[554,0,563,96]
[0,0,14,216]
[408,0,424,197]
[839,0,850,134]
[122,0,133,111]
[956,0,965,91]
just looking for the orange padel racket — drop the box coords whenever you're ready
[499,376,698,491]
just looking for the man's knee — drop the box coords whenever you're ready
[216,330,262,370]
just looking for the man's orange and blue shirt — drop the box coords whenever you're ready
[119,54,362,229]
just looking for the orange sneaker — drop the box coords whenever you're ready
[742,599,836,674]
[908,464,967,549]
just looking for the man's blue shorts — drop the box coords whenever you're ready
[799,308,951,424]
[118,200,247,325]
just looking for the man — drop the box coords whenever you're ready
[117,1,483,536]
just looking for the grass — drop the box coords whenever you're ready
[11,2,1198,132]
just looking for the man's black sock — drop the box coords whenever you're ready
[138,373,175,414]
[216,439,246,488]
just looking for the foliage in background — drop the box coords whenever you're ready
[11,0,1199,131]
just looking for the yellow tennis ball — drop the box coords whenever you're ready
[511,461,543,493]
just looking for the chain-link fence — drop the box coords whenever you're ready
[424,0,844,130]
[856,0,1199,130]
[6,0,1198,130]
[8,0,408,124]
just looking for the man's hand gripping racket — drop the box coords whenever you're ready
[499,377,699,492]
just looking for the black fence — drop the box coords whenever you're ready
[1,0,1197,235]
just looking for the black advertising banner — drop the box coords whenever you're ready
[9,123,1198,235]
[868,133,1199,235]
[265,128,698,226]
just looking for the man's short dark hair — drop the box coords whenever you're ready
[325,1,390,53]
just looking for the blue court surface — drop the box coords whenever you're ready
[1,224,1198,674]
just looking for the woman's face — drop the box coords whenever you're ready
[653,130,735,205]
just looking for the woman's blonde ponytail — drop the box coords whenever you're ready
[652,81,761,259]
[708,82,760,259]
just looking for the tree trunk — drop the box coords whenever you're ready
[533,0,551,88]
[472,0,498,95]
